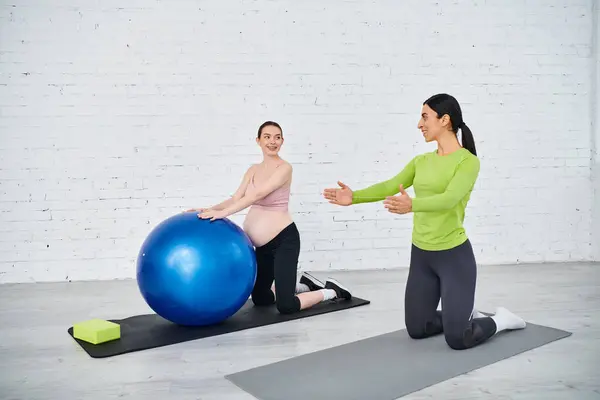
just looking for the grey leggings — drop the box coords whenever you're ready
[405,240,497,350]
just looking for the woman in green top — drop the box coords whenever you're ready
[323,93,526,350]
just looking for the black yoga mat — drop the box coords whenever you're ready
[225,321,572,400]
[68,297,370,358]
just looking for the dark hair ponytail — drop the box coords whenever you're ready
[424,94,477,156]
[458,122,477,156]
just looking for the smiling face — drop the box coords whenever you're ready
[417,104,452,143]
[256,124,284,156]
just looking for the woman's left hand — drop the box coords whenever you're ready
[383,185,412,214]
[198,209,228,221]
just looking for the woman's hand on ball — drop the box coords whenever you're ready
[198,209,227,221]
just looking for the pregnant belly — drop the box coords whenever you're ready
[243,207,293,247]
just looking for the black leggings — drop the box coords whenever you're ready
[405,239,497,350]
[251,223,301,314]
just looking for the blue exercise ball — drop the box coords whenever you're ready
[136,212,257,326]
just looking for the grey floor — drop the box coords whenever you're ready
[0,262,598,400]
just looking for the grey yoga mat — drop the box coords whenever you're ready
[226,322,572,400]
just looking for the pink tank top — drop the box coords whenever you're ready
[248,166,290,211]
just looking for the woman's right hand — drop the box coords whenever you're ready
[323,181,353,206]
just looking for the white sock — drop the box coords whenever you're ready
[320,289,337,301]
[472,308,486,319]
[296,283,310,294]
[491,307,526,333]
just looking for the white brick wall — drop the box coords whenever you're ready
[592,0,600,262]
[0,0,597,283]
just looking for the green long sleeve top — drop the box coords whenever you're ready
[352,148,480,251]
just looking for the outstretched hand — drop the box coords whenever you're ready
[323,181,353,206]
[383,184,412,214]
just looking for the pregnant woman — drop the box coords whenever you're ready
[194,121,352,314]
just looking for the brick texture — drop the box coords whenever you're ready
[592,0,599,262]
[0,0,597,282]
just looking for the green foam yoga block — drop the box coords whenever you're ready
[73,319,120,345]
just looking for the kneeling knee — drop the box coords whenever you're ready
[407,328,428,340]
[251,292,274,307]
[444,333,468,350]
[276,297,301,315]
[406,324,428,340]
